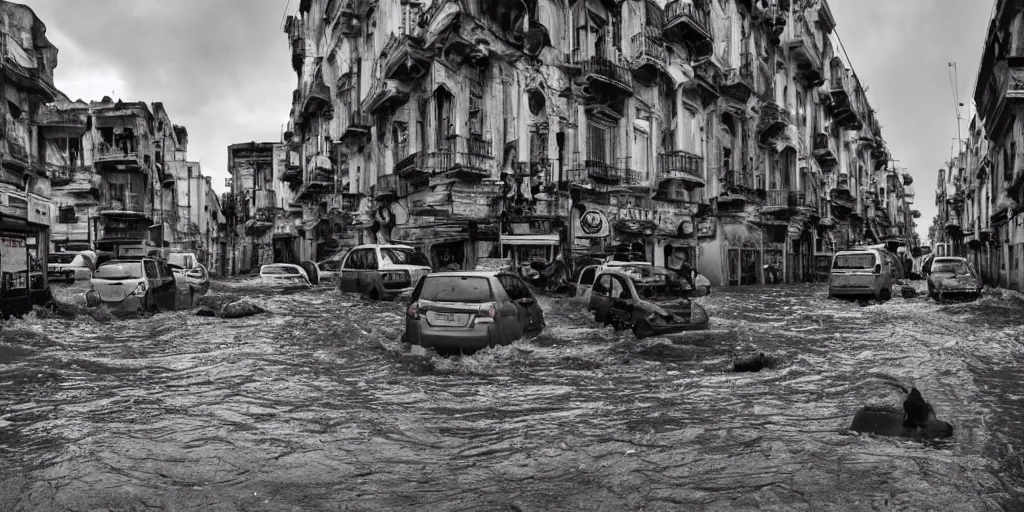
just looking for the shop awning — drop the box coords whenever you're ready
[500,233,560,245]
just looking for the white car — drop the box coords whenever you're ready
[47,250,96,283]
[259,263,313,289]
[337,243,432,300]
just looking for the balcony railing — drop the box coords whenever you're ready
[658,150,704,183]
[47,164,79,186]
[724,169,760,189]
[789,18,822,68]
[629,28,667,66]
[565,160,628,186]
[764,189,808,208]
[513,158,556,179]
[420,135,495,176]
[95,140,145,168]
[375,173,405,198]
[99,194,145,214]
[664,1,713,42]
[571,55,634,93]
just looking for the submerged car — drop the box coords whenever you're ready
[587,268,709,338]
[927,257,982,302]
[47,250,96,283]
[404,271,544,352]
[574,261,710,302]
[827,249,895,302]
[86,258,177,313]
[338,244,432,300]
[259,264,313,288]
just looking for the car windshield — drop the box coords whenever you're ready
[933,260,970,275]
[49,253,78,264]
[263,266,301,275]
[634,284,680,302]
[418,276,493,303]
[94,262,143,280]
[833,254,876,270]
[381,247,430,266]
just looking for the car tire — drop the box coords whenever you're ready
[878,288,892,303]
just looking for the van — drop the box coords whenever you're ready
[827,249,894,301]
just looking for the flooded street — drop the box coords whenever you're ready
[1,282,1023,511]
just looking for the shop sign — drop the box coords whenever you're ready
[696,217,717,238]
[574,210,609,238]
[614,207,659,235]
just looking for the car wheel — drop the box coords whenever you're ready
[878,288,892,303]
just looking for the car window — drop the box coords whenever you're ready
[380,247,429,266]
[833,253,876,270]
[580,267,596,286]
[49,253,78,264]
[496,274,517,300]
[365,249,379,270]
[343,250,364,270]
[143,260,159,279]
[611,276,631,299]
[416,276,493,303]
[94,262,143,279]
[593,274,611,296]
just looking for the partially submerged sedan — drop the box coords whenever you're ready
[87,258,177,313]
[405,271,544,352]
[259,264,313,289]
[927,257,982,302]
[588,268,709,338]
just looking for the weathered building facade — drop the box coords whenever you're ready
[284,0,914,284]
[0,0,60,313]
[936,0,1024,291]
[43,97,223,264]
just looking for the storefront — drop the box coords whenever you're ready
[0,189,53,317]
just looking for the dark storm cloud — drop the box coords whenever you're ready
[23,0,295,191]
[827,0,991,241]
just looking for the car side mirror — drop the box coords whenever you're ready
[516,297,536,307]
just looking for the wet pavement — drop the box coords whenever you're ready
[1,280,1023,510]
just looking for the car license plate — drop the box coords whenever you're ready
[427,312,467,326]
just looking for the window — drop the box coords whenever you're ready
[593,274,612,295]
[498,274,525,300]
[143,260,159,278]
[417,276,493,303]
[58,206,76,224]
[343,249,366,269]
[634,109,652,182]
[832,253,876,270]
[94,262,143,280]
[579,267,597,286]
[588,121,613,163]
[468,75,484,138]
[680,107,699,153]
[610,276,630,299]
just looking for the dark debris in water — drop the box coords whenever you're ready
[731,352,779,373]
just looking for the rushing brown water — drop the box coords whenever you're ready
[0,281,1022,511]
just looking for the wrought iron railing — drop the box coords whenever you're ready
[664,1,711,36]
[513,158,556,179]
[574,56,634,90]
[658,150,703,181]
[376,173,403,196]
[565,160,628,184]
[95,140,142,161]
[629,28,667,64]
[724,169,759,189]
[48,164,78,185]
[99,193,144,213]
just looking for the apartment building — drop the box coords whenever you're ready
[284,0,916,284]
[0,0,60,315]
[937,0,1024,291]
[226,141,296,274]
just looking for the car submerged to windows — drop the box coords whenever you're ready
[259,264,313,288]
[339,244,432,300]
[927,257,981,302]
[86,259,177,313]
[404,271,544,352]
[587,268,709,338]
[47,250,95,283]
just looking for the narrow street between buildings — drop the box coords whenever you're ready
[0,282,1022,511]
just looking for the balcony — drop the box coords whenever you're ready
[829,70,863,130]
[654,180,697,203]
[756,100,792,142]
[762,189,807,216]
[419,136,496,180]
[375,173,406,199]
[362,79,411,116]
[565,160,628,188]
[787,18,824,86]
[830,178,855,217]
[297,154,336,199]
[657,150,705,189]
[161,169,175,188]
[722,52,756,102]
[628,28,667,85]
[812,132,838,169]
[339,111,372,148]
[566,52,634,99]
[280,167,302,184]
[297,75,331,122]
[663,1,713,54]
[723,169,759,190]
[977,56,1024,136]
[98,193,146,217]
[94,140,146,170]
[380,34,431,82]
[34,106,89,135]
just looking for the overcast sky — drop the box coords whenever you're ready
[24,0,993,242]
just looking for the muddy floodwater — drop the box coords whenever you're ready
[1,281,1023,511]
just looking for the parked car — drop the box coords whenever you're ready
[927,257,982,302]
[86,258,177,313]
[404,271,545,352]
[587,268,709,338]
[47,250,96,283]
[259,263,313,289]
[171,262,210,305]
[338,244,432,300]
[827,249,896,302]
